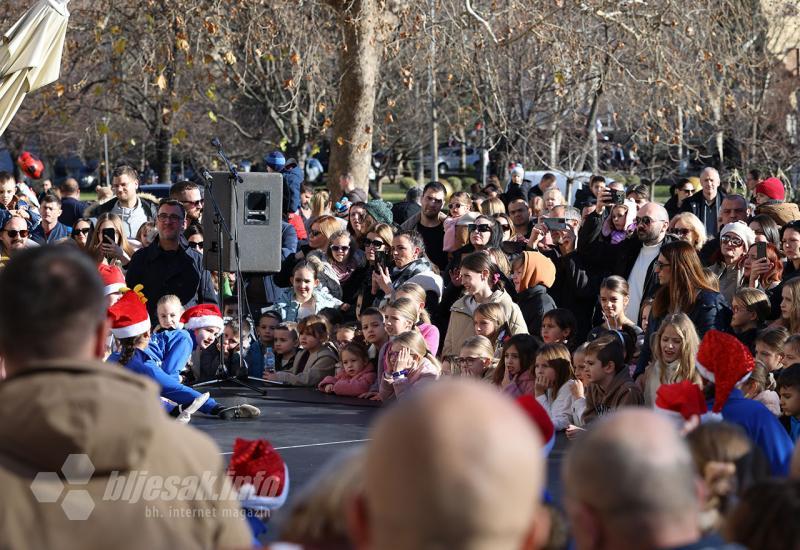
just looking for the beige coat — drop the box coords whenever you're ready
[0,359,251,550]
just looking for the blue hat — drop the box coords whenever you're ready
[264,151,285,171]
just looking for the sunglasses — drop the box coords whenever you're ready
[448,203,466,210]
[330,245,350,253]
[188,241,204,250]
[365,239,385,249]
[720,235,744,247]
[181,199,204,208]
[157,213,184,223]
[498,223,510,230]
[469,223,492,233]
[4,229,28,238]
[73,227,92,235]
[635,216,663,226]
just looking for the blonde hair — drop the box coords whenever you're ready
[157,294,182,310]
[310,190,331,219]
[368,223,394,249]
[542,188,564,206]
[385,297,420,326]
[461,335,494,359]
[781,278,800,333]
[311,214,341,242]
[480,197,506,216]
[89,213,136,264]
[394,282,431,324]
[744,360,775,398]
[669,212,707,251]
[536,342,574,393]
[474,302,507,342]
[653,313,701,385]
[487,247,511,277]
[392,330,441,373]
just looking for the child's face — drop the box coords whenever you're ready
[730,298,756,330]
[611,206,628,231]
[388,344,417,370]
[755,341,784,371]
[783,343,800,368]
[459,268,487,296]
[222,326,240,354]
[273,329,298,355]
[600,288,627,321]
[194,326,221,349]
[258,316,280,345]
[503,345,521,376]
[534,360,557,388]
[384,308,413,337]
[299,331,322,351]
[779,386,800,417]
[473,314,498,338]
[541,317,568,344]
[573,354,590,385]
[584,352,612,386]
[659,325,683,364]
[448,200,468,219]
[157,302,182,329]
[544,192,561,211]
[293,267,317,301]
[341,350,368,377]
[223,305,238,319]
[458,348,488,377]
[336,328,355,349]
[361,315,386,344]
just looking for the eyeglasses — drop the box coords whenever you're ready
[720,235,744,247]
[180,199,204,208]
[448,203,466,210]
[469,223,492,233]
[670,227,691,237]
[309,230,322,237]
[635,216,664,226]
[3,229,28,238]
[365,239,385,249]
[188,241,204,250]
[330,245,350,253]
[73,227,91,235]
[654,260,670,271]
[157,213,184,223]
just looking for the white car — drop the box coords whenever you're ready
[410,146,482,175]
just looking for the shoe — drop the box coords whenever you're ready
[177,392,210,424]
[218,403,261,420]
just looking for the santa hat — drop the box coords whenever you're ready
[696,330,754,413]
[755,177,785,201]
[98,264,126,296]
[108,286,150,338]
[654,380,711,421]
[180,304,224,332]
[227,438,289,510]
[515,395,556,457]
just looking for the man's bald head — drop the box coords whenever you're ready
[562,410,701,550]
[635,202,669,245]
[352,380,545,550]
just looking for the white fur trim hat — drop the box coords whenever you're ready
[108,287,150,338]
[180,304,224,332]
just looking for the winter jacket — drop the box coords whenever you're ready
[30,221,72,244]
[378,357,440,402]
[85,193,160,238]
[0,359,251,549]
[441,290,528,362]
[582,367,644,425]
[271,343,338,387]
[516,285,556,339]
[143,329,194,379]
[267,286,343,322]
[502,369,536,398]
[709,261,744,307]
[536,380,582,431]
[281,165,303,214]
[390,257,444,307]
[680,190,726,237]
[755,200,800,228]
[318,369,377,397]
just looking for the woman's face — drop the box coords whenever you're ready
[329,235,350,263]
[496,217,512,240]
[309,224,328,250]
[781,287,794,320]
[459,267,487,296]
[669,220,695,245]
[720,233,745,264]
[600,288,628,321]
[659,324,683,363]
[503,345,521,376]
[97,221,120,245]
[187,233,203,255]
[292,267,317,302]
[73,221,92,246]
[655,254,671,286]
[349,206,367,235]
[392,235,419,268]
[783,228,800,261]
[469,217,493,248]
[749,221,765,242]
[364,232,386,263]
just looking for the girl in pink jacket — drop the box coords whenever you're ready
[494,334,540,398]
[318,342,377,397]
[379,330,441,402]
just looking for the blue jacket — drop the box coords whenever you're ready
[719,389,793,476]
[281,221,298,260]
[244,341,270,378]
[267,286,343,322]
[109,349,219,414]
[143,329,194,378]
[31,221,72,244]
[282,165,303,214]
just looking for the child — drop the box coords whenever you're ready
[642,313,701,406]
[334,323,357,350]
[493,334,539,397]
[541,308,577,350]
[581,334,644,426]
[384,297,438,356]
[640,297,654,334]
[742,361,780,416]
[273,322,300,372]
[534,343,582,430]
[394,282,440,355]
[222,296,239,320]
[473,302,509,362]
[378,330,441,401]
[359,307,388,363]
[783,335,800,367]
[454,335,495,380]
[318,342,376,397]
[731,287,770,354]
[542,188,564,212]
[754,326,788,374]
[269,259,343,322]
[245,311,282,377]
[778,277,800,334]
[156,295,184,332]
[588,276,644,344]
[777,364,800,442]
[443,191,472,252]
[572,342,590,387]
[266,315,337,387]
[601,199,637,244]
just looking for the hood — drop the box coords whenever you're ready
[756,201,800,227]
[0,359,162,473]
[518,251,556,290]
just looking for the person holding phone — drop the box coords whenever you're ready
[87,213,136,267]
[743,242,783,293]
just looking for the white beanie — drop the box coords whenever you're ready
[511,165,524,178]
[720,221,755,250]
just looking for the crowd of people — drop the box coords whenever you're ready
[2,152,800,547]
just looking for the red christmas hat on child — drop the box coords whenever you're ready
[180,304,224,332]
[108,286,150,338]
[655,381,708,421]
[696,330,754,413]
[98,264,126,296]
[515,394,556,456]
[227,438,289,510]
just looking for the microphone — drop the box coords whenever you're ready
[210,137,221,149]
[198,166,214,183]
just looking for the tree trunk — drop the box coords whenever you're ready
[326,0,381,197]
[155,121,172,184]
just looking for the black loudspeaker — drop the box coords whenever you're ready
[202,171,283,273]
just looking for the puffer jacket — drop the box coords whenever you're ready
[755,200,800,227]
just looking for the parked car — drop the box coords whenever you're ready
[409,146,482,175]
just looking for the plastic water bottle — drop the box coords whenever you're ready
[264,347,276,374]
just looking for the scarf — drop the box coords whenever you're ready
[517,251,556,291]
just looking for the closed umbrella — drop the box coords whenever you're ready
[0,0,70,135]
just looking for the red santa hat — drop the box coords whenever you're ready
[180,304,224,332]
[108,286,150,338]
[755,177,785,201]
[227,438,289,510]
[696,330,754,413]
[98,264,126,296]
[515,394,556,456]
[655,381,708,420]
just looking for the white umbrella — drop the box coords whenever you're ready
[0,0,70,135]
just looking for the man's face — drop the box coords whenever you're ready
[112,174,138,202]
[635,205,667,244]
[0,217,28,254]
[700,170,720,198]
[720,198,747,225]
[177,188,203,222]
[508,200,531,227]
[0,181,15,207]
[156,205,185,241]
[42,201,61,225]
[421,190,444,218]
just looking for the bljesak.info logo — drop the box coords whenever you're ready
[30,454,281,520]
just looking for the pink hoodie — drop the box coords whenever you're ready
[318,369,377,397]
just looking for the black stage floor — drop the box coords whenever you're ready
[193,382,568,538]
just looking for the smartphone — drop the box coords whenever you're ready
[756,241,767,260]
[608,189,625,205]
[375,250,389,269]
[102,227,116,243]
[542,217,568,231]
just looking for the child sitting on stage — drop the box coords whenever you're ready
[318,342,376,397]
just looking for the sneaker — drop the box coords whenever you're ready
[217,403,261,420]
[177,392,210,424]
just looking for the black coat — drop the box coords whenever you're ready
[680,190,726,237]
[517,285,556,339]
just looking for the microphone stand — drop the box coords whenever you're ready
[192,142,267,395]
